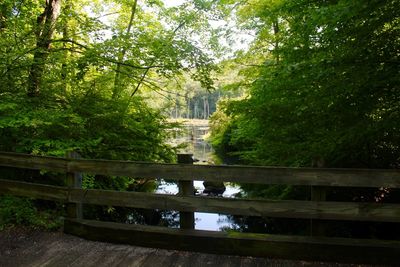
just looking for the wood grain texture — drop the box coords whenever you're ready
[177,153,195,230]
[1,179,399,222]
[0,180,400,222]
[1,152,399,187]
[66,151,83,219]
[0,179,67,201]
[311,186,327,236]
[68,188,400,222]
[1,229,368,267]
[64,218,400,265]
[179,180,195,229]
[0,152,68,172]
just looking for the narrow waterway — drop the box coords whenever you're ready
[158,119,240,231]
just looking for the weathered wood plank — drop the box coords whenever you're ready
[66,151,83,219]
[68,188,400,222]
[177,154,195,230]
[179,179,195,229]
[1,152,399,187]
[1,178,399,222]
[64,218,400,265]
[0,152,68,172]
[311,186,327,236]
[0,179,67,201]
[66,161,400,188]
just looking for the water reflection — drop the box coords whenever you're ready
[156,179,241,231]
[169,121,213,163]
[160,120,243,231]
[84,121,272,233]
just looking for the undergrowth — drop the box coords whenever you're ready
[0,196,63,231]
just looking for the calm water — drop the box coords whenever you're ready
[159,120,241,231]
[156,180,241,231]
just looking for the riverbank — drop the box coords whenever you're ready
[167,118,209,127]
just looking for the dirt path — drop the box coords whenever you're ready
[0,228,384,267]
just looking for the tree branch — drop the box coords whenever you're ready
[50,39,89,49]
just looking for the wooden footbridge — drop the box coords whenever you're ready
[0,152,399,265]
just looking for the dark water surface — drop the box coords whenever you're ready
[159,120,241,231]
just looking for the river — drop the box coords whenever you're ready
[158,119,241,231]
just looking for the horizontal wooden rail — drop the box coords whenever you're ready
[1,151,399,264]
[0,152,399,187]
[0,179,67,201]
[1,179,400,223]
[69,189,400,222]
[64,218,400,265]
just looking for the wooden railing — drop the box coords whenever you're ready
[0,152,399,264]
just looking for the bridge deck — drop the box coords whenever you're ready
[0,229,382,267]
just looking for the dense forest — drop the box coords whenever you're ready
[207,0,400,238]
[210,0,399,169]
[0,0,226,161]
[0,0,225,228]
[0,0,399,234]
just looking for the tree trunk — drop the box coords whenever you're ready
[205,97,209,118]
[194,102,198,119]
[27,0,62,97]
[273,20,280,63]
[113,0,137,98]
[0,4,9,31]
[61,21,69,93]
[187,96,191,119]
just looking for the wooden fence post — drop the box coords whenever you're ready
[66,151,83,219]
[177,153,195,229]
[311,186,326,236]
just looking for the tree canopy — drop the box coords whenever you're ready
[210,0,400,168]
[0,0,230,229]
[0,0,224,161]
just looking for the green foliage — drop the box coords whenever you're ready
[209,1,400,234]
[0,0,228,229]
[209,99,253,164]
[0,196,62,230]
[0,92,176,162]
[211,0,400,169]
[153,60,247,121]
[0,0,228,162]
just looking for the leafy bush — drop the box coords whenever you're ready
[0,92,176,162]
[0,196,62,230]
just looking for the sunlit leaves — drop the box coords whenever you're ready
[211,0,400,168]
